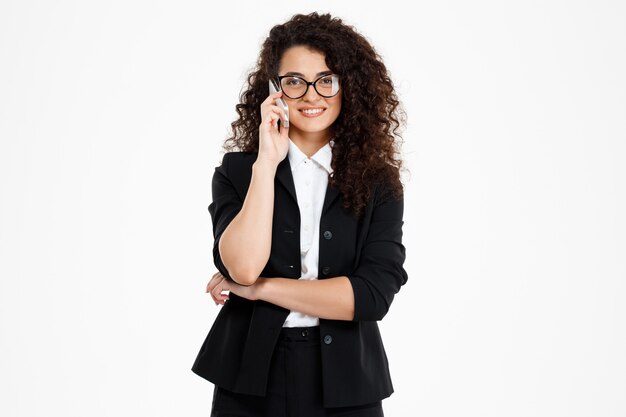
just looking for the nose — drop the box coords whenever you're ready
[302,83,322,102]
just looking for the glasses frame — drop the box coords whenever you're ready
[275,74,341,99]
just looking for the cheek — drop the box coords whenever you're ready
[330,102,342,119]
[330,96,342,113]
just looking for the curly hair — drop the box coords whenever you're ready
[222,12,407,218]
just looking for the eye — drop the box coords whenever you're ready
[285,77,304,86]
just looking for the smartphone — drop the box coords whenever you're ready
[269,79,289,128]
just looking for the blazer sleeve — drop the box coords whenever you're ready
[207,153,243,280]
[347,183,409,321]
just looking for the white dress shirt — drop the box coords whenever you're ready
[282,137,335,328]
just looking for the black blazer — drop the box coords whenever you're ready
[191,151,408,408]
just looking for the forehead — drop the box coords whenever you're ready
[278,46,330,78]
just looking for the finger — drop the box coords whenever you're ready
[206,272,222,293]
[268,104,288,118]
[261,91,284,109]
[206,272,220,292]
[265,90,283,100]
[262,94,288,118]
[207,275,224,305]
[264,108,285,122]
[210,284,220,304]
[216,291,229,305]
[265,112,280,123]
[211,278,227,305]
[216,289,229,306]
[264,112,280,129]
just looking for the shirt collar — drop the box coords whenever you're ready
[288,137,334,174]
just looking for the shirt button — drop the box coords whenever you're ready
[304,225,309,231]
[323,230,332,240]
[323,334,333,345]
[305,180,311,186]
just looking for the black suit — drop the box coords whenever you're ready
[191,152,408,408]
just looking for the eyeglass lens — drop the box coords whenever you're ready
[280,75,340,98]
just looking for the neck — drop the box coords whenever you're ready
[288,129,332,158]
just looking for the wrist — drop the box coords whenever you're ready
[254,277,271,301]
[253,159,279,174]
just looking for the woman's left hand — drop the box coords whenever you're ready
[206,272,261,305]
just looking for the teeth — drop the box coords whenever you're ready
[301,108,324,115]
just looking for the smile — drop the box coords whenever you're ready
[299,108,326,118]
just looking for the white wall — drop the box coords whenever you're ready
[0,1,624,416]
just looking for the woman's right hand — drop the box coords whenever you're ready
[257,91,289,167]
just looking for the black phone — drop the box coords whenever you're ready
[269,79,289,128]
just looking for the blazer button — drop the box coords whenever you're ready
[323,334,333,345]
[321,266,330,275]
[323,230,333,240]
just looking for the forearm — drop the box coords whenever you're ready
[219,160,277,285]
[256,276,355,321]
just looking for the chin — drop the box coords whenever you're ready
[292,118,337,133]
[291,124,333,134]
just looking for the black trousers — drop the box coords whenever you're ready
[210,326,384,417]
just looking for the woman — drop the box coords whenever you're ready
[192,12,409,417]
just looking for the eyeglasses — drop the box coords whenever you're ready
[276,74,341,99]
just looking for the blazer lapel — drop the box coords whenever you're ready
[321,182,340,216]
[275,155,341,216]
[275,156,298,204]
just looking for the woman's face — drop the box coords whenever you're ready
[277,45,342,140]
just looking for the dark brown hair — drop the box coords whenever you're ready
[223,12,407,217]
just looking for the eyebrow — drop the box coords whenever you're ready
[282,70,333,77]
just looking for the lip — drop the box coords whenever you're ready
[298,107,326,118]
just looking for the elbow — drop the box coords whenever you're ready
[372,304,391,321]
[217,236,266,286]
[214,250,261,287]
[226,268,260,286]
[347,275,395,322]
[356,302,391,322]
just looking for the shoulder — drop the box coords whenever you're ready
[365,176,404,222]
[219,151,257,168]
[215,151,257,176]
[373,175,404,205]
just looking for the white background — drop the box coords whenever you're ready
[1,1,625,416]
